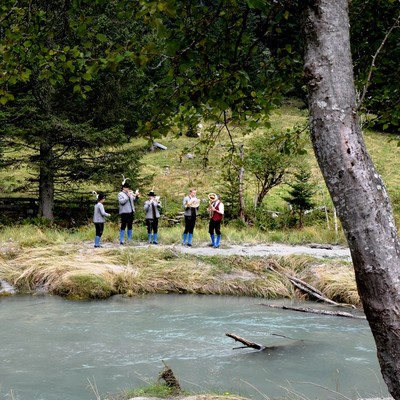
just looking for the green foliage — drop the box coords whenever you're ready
[122,383,179,400]
[350,0,400,133]
[0,1,152,218]
[135,0,303,137]
[220,144,244,220]
[252,206,296,231]
[21,216,54,228]
[282,165,316,229]
[245,124,307,206]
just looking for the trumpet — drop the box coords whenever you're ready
[148,195,161,206]
[129,189,140,198]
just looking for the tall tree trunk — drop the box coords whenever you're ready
[238,144,245,222]
[38,143,55,221]
[301,1,400,398]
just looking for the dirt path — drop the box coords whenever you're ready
[175,242,351,260]
[115,241,352,261]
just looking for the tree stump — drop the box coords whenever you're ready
[158,361,182,395]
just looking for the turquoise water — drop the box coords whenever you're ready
[0,294,389,400]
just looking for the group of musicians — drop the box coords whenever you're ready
[93,179,224,248]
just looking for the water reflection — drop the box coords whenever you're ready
[0,294,388,400]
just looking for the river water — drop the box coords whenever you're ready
[0,294,389,400]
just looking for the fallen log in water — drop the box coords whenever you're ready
[225,333,265,350]
[260,303,366,319]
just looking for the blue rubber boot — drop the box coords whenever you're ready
[187,233,193,247]
[148,233,152,244]
[119,229,125,245]
[153,233,158,244]
[127,229,132,242]
[215,235,221,248]
[209,234,215,247]
[182,233,187,245]
[94,236,101,248]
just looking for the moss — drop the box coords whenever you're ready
[55,274,114,300]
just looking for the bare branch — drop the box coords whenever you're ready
[358,16,400,108]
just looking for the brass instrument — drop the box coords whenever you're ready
[208,193,217,202]
[207,193,218,217]
[128,189,140,198]
[186,198,201,208]
[148,189,161,206]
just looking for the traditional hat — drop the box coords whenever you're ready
[92,191,106,201]
[148,191,156,197]
[121,174,130,188]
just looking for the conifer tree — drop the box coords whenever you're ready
[282,166,316,229]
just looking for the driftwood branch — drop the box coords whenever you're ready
[225,333,265,350]
[260,303,366,319]
[267,265,354,307]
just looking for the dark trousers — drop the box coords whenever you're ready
[94,223,104,237]
[120,212,134,230]
[146,218,159,234]
[183,215,196,234]
[208,219,221,236]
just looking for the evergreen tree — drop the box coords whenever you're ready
[0,1,153,220]
[282,166,316,229]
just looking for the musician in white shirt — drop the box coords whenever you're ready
[182,189,200,246]
[208,193,224,248]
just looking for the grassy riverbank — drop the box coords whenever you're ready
[0,225,359,306]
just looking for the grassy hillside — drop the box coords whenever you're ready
[1,101,400,240]
[141,103,400,227]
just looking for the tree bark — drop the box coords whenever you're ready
[38,143,55,221]
[301,1,400,398]
[238,144,245,222]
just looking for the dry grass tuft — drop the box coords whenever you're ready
[299,262,360,306]
[1,245,123,298]
[0,243,359,305]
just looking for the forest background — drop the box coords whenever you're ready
[0,0,399,236]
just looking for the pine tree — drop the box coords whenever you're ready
[282,166,316,229]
